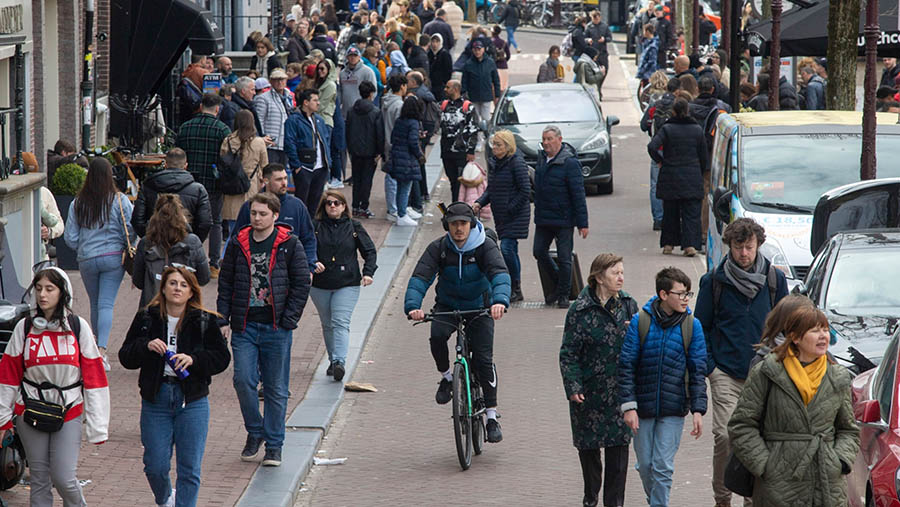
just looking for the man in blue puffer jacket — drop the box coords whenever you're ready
[618,267,707,507]
[405,202,510,443]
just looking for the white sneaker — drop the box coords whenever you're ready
[159,489,175,507]
[386,212,398,222]
[406,207,422,219]
[396,214,418,227]
[328,178,345,189]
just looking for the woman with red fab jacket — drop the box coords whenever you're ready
[0,266,110,506]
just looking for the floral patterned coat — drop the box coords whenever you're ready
[559,286,638,449]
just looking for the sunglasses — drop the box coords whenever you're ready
[325,199,345,207]
[166,263,197,273]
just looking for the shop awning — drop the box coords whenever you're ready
[746,0,900,57]
[109,0,224,102]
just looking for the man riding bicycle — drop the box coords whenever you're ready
[406,202,510,443]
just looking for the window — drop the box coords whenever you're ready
[874,335,899,422]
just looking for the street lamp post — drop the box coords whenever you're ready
[722,0,731,54]
[767,0,781,111]
[82,0,95,152]
[692,0,700,55]
[728,0,741,111]
[551,0,561,28]
[861,0,879,180]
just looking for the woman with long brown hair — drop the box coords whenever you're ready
[221,110,268,234]
[64,157,135,370]
[120,266,230,507]
[133,194,211,309]
[314,59,338,127]
[310,190,377,381]
[729,305,859,506]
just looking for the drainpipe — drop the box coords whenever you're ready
[82,0,94,151]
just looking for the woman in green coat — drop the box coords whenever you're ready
[728,305,860,507]
[559,253,638,507]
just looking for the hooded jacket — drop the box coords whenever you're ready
[637,36,660,80]
[119,307,230,405]
[618,297,708,418]
[0,268,109,443]
[461,54,501,103]
[804,75,826,110]
[381,92,405,156]
[533,143,589,229]
[404,222,511,313]
[407,45,430,73]
[647,116,709,200]
[428,41,453,98]
[339,61,378,119]
[131,169,212,241]
[311,35,338,65]
[231,191,318,270]
[346,98,385,158]
[422,17,455,50]
[778,75,800,110]
[217,223,310,331]
[387,50,411,77]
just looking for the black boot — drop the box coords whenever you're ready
[510,280,524,303]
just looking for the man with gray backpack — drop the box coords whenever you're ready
[695,218,788,507]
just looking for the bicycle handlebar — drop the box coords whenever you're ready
[407,308,501,324]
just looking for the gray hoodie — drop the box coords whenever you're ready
[381,92,404,155]
[339,62,377,119]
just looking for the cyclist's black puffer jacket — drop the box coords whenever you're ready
[312,217,378,290]
[216,223,310,331]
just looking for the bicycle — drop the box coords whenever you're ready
[412,308,491,470]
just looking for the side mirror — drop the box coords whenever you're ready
[791,282,808,295]
[606,115,620,129]
[854,399,883,425]
[713,188,733,224]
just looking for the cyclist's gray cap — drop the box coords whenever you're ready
[445,202,476,223]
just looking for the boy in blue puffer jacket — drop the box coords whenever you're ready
[618,267,707,507]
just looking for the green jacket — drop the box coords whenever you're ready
[559,286,638,449]
[728,354,860,506]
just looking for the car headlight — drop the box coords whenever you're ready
[758,238,793,279]
[581,131,609,152]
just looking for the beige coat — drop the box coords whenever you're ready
[220,134,268,221]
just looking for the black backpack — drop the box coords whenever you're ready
[218,141,256,196]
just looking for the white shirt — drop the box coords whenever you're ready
[308,113,324,171]
[164,314,179,377]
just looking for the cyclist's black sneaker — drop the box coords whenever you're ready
[241,434,263,461]
[262,447,282,466]
[435,378,452,404]
[333,362,345,381]
[486,419,503,443]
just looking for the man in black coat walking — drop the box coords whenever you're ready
[131,148,212,241]
[428,34,453,101]
[422,9,454,50]
[345,81,385,217]
[586,10,613,70]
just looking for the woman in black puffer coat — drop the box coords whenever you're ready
[310,190,378,381]
[388,96,425,226]
[475,130,531,302]
[647,98,709,257]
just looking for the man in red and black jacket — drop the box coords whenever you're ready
[217,192,310,468]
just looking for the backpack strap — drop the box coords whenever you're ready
[440,99,449,112]
[681,316,693,402]
[767,263,778,308]
[461,100,471,113]
[638,309,651,347]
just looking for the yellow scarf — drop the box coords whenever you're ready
[783,348,828,405]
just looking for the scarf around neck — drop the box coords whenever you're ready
[723,252,767,300]
[651,299,686,329]
[783,347,828,405]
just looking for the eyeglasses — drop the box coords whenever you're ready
[166,263,197,273]
[667,290,694,300]
[325,199,345,207]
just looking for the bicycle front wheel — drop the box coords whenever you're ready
[451,362,473,470]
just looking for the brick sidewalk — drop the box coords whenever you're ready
[0,173,403,505]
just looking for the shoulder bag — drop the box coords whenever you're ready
[118,195,136,275]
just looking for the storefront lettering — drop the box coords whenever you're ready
[0,5,23,35]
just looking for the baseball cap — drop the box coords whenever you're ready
[255,77,271,90]
[444,202,476,224]
[347,46,361,56]
[472,40,484,49]
[655,4,664,11]
[269,68,288,79]
[286,13,297,22]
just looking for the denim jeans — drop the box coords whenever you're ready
[505,25,519,50]
[396,180,413,218]
[208,191,224,268]
[650,162,663,223]
[141,383,209,507]
[632,416,685,507]
[500,238,521,282]
[232,322,293,449]
[532,225,574,301]
[78,254,125,349]
[384,174,398,215]
[309,285,360,365]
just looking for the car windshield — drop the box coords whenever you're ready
[826,247,900,315]
[741,134,900,211]
[496,89,599,125]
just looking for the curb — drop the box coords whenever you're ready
[235,142,447,507]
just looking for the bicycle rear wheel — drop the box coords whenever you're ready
[451,362,473,470]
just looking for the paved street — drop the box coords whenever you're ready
[295,31,725,506]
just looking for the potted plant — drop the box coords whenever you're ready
[50,163,87,270]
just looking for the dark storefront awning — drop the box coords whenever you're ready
[746,0,900,57]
